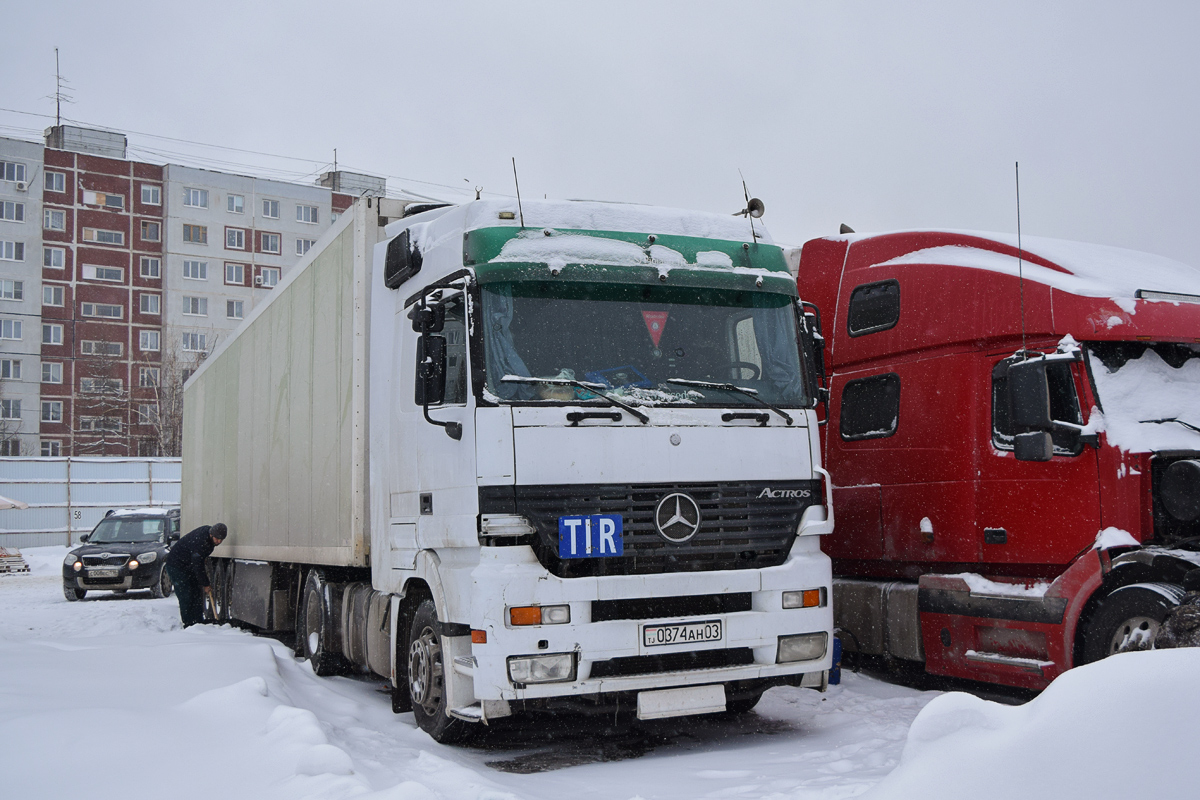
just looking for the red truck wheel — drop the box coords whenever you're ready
[1081,583,1185,663]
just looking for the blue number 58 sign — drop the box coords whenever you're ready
[558,515,624,558]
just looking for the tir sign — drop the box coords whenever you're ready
[558,515,624,558]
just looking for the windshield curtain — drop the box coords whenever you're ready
[89,517,166,544]
[481,281,808,408]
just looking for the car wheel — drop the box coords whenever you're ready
[301,570,350,676]
[407,598,470,743]
[152,565,172,599]
[1082,583,1185,663]
[63,581,86,601]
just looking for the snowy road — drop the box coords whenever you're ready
[0,549,936,800]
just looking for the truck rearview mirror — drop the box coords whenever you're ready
[415,335,448,407]
[1007,358,1052,430]
[1014,431,1054,462]
[410,303,445,334]
[384,229,423,289]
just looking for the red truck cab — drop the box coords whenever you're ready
[795,230,1200,689]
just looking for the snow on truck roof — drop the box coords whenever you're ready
[845,229,1200,300]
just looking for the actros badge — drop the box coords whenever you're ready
[654,493,702,543]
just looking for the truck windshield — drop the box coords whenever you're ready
[88,517,166,544]
[1087,341,1200,453]
[481,281,809,408]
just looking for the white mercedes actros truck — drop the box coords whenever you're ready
[182,195,834,742]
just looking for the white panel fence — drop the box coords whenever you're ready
[0,458,182,548]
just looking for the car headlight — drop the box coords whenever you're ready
[64,553,79,566]
[507,653,576,685]
[128,559,140,570]
[508,604,571,626]
[137,551,158,564]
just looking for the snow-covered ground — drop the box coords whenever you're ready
[2,547,1196,799]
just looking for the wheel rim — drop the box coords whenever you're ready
[408,625,443,716]
[1108,615,1159,655]
[305,591,322,656]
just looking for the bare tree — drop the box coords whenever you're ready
[75,345,132,456]
[137,343,210,458]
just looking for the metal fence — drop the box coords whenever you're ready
[0,457,182,548]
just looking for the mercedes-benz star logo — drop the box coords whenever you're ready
[654,493,702,543]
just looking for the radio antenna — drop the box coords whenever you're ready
[511,157,525,228]
[1015,161,1027,358]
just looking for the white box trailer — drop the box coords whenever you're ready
[183,196,835,743]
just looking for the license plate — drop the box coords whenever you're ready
[87,568,119,578]
[643,619,723,648]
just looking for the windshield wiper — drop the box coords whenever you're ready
[501,376,650,424]
[1140,417,1200,435]
[667,378,793,425]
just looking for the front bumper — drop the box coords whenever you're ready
[463,535,834,702]
[63,565,161,591]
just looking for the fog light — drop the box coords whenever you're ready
[507,653,576,685]
[508,604,570,626]
[128,559,139,571]
[783,588,826,609]
[777,632,828,663]
[72,561,82,572]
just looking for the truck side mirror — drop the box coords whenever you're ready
[803,311,826,380]
[384,229,423,289]
[1007,358,1052,430]
[415,335,448,406]
[410,303,445,333]
[1014,431,1053,462]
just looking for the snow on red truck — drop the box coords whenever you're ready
[792,229,1200,690]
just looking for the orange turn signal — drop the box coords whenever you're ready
[509,606,542,626]
[802,589,822,608]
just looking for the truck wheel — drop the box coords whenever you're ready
[1082,583,1184,663]
[301,570,350,676]
[209,560,228,621]
[63,581,85,601]
[407,599,470,743]
[724,690,764,714]
[151,566,172,599]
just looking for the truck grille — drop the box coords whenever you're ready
[592,592,752,622]
[589,647,755,679]
[501,481,818,577]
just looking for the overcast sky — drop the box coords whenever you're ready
[4,1,1199,264]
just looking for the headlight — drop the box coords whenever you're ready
[782,588,827,609]
[128,559,140,570]
[64,553,79,566]
[777,632,828,663]
[508,604,571,626]
[136,551,158,563]
[507,653,576,685]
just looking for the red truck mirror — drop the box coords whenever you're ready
[1007,358,1052,430]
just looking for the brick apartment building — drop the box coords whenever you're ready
[0,125,383,457]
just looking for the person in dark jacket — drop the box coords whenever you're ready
[165,523,227,627]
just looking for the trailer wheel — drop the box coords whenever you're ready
[209,560,228,622]
[1081,583,1184,663]
[63,581,85,601]
[407,599,469,743]
[151,565,172,599]
[301,570,350,676]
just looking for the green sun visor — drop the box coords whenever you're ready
[463,226,796,296]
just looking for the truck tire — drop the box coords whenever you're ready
[151,565,173,599]
[724,690,765,714]
[301,570,351,676]
[63,581,85,601]
[1081,583,1185,663]
[209,560,229,622]
[407,599,470,743]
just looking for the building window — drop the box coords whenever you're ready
[182,332,207,352]
[0,280,23,300]
[41,401,63,423]
[183,260,207,280]
[141,220,161,242]
[0,201,24,222]
[83,264,124,282]
[139,367,160,387]
[0,359,20,379]
[184,188,208,208]
[140,257,161,278]
[227,194,244,213]
[43,209,66,231]
[0,241,25,261]
[262,199,279,219]
[260,233,281,254]
[81,377,122,394]
[0,440,20,457]
[296,205,319,224]
[182,296,208,316]
[183,224,208,245]
[259,267,280,287]
[0,319,21,340]
[83,191,125,210]
[0,399,21,420]
[42,362,63,384]
[81,341,122,357]
[227,299,243,319]
[43,285,64,307]
[80,416,121,432]
[137,404,159,425]
[41,440,61,456]
[46,171,66,193]
[81,302,123,319]
[42,323,63,345]
[82,228,125,246]
[139,330,160,351]
[296,238,316,256]
[44,247,65,269]
[224,263,244,284]
[140,293,160,314]
[0,161,27,183]
[225,227,246,250]
[141,184,161,205]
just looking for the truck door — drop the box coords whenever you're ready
[975,354,1101,568]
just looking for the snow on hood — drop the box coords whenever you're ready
[869,232,1200,299]
[1088,348,1200,453]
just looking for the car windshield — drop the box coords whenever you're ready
[1087,341,1200,453]
[481,281,809,408]
[88,517,166,544]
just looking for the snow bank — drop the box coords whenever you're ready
[1089,348,1200,452]
[19,544,70,575]
[868,648,1200,800]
